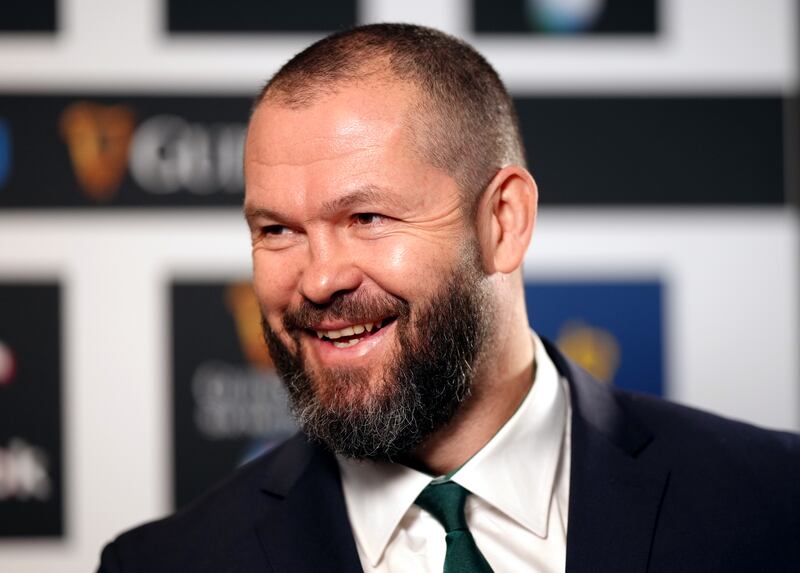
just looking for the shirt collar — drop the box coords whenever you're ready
[337,454,432,567]
[336,333,567,566]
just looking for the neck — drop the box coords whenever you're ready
[406,294,535,476]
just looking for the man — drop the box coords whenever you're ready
[99,24,799,572]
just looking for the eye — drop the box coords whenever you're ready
[352,213,384,226]
[262,224,290,236]
[256,224,299,249]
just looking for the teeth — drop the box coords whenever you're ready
[333,339,360,348]
[314,320,384,341]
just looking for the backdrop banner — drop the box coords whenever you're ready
[0,94,786,208]
[474,0,658,35]
[167,0,357,33]
[0,282,63,537]
[171,280,296,509]
[525,280,665,396]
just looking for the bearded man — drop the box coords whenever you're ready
[98,24,799,573]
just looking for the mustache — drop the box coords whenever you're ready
[282,291,410,333]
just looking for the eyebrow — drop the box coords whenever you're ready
[242,204,285,225]
[243,184,406,223]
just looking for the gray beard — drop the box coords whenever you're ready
[261,257,494,461]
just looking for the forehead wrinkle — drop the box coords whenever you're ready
[246,141,384,169]
[319,184,407,218]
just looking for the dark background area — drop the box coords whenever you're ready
[168,0,356,33]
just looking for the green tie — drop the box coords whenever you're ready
[414,481,494,573]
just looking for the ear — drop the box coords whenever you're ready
[476,166,538,274]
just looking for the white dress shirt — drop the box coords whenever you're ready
[337,335,572,572]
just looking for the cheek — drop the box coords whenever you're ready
[361,239,455,296]
[252,252,300,318]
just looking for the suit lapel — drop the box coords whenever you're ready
[254,435,363,573]
[543,339,670,573]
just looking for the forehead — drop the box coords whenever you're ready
[247,79,419,164]
[244,80,453,215]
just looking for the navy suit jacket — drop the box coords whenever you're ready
[98,340,800,572]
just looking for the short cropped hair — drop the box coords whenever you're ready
[254,23,526,208]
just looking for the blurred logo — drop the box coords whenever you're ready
[188,281,294,440]
[0,438,52,501]
[526,280,663,395]
[556,320,620,383]
[0,119,11,188]
[59,102,247,202]
[191,360,295,439]
[59,102,136,202]
[129,115,246,195]
[526,0,604,32]
[225,282,273,370]
[0,339,16,386]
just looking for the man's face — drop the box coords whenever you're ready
[244,80,494,459]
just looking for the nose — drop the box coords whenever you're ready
[299,234,363,304]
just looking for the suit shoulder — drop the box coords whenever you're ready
[613,389,800,479]
[604,389,800,566]
[98,433,313,572]
[618,389,798,446]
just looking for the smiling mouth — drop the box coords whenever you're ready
[310,317,397,348]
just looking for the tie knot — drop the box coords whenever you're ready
[414,481,470,533]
